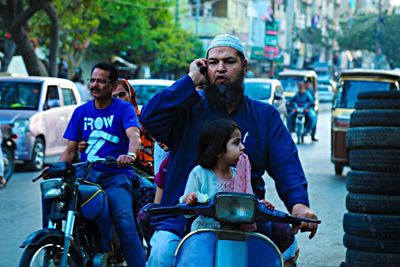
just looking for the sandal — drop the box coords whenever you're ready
[0,177,7,189]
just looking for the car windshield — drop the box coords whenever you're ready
[280,76,304,92]
[319,85,331,92]
[337,80,392,108]
[244,82,272,101]
[0,81,42,110]
[132,84,170,106]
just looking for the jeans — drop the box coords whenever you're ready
[88,170,145,267]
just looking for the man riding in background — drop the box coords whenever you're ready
[287,81,316,137]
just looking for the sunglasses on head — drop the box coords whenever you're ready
[112,91,127,98]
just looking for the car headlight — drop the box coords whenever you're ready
[12,119,29,134]
[40,178,64,198]
[214,192,257,224]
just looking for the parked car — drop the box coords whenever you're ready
[331,69,400,175]
[244,78,287,122]
[128,79,175,110]
[0,77,82,170]
[318,83,334,103]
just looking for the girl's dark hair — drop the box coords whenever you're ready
[197,118,241,169]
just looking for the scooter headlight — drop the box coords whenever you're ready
[40,178,64,198]
[214,193,257,224]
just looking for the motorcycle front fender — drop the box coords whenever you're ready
[20,228,64,248]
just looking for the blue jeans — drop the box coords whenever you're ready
[88,170,145,267]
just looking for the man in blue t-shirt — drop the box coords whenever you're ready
[60,62,145,267]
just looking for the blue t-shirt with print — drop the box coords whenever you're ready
[63,98,140,174]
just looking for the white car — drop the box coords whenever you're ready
[244,78,287,122]
[0,77,81,170]
[128,79,175,110]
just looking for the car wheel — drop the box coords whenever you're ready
[27,139,45,171]
[2,146,14,181]
[335,164,344,175]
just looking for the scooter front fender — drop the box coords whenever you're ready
[174,229,283,267]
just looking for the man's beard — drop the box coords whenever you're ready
[204,74,245,112]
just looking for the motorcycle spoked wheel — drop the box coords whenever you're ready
[19,237,81,267]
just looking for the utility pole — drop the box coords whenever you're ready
[375,0,383,69]
[195,0,200,36]
[175,0,179,24]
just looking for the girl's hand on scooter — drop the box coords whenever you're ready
[291,203,319,239]
[183,192,198,205]
[259,199,275,210]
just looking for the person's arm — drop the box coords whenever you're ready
[154,187,164,204]
[59,140,78,164]
[140,60,206,147]
[117,126,141,167]
[265,109,318,237]
[179,167,201,204]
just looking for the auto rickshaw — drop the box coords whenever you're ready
[331,69,400,175]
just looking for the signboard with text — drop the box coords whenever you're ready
[264,20,280,59]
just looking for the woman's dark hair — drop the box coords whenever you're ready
[197,118,241,169]
[91,62,118,82]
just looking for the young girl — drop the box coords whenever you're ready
[180,118,274,231]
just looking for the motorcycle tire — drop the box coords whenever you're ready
[2,146,14,181]
[19,237,82,267]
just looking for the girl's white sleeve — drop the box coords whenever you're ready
[179,167,201,203]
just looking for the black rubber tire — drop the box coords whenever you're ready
[343,212,400,238]
[346,193,400,215]
[357,91,400,100]
[19,237,81,267]
[26,138,45,171]
[335,164,344,176]
[355,99,400,110]
[350,110,400,127]
[346,127,400,149]
[349,149,400,173]
[346,171,400,195]
[346,249,400,267]
[2,146,14,181]
[343,234,400,253]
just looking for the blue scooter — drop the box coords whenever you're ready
[145,192,321,267]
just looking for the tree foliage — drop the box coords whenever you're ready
[1,0,203,78]
[338,12,400,68]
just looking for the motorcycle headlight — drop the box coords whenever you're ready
[12,119,29,134]
[214,193,257,224]
[40,178,64,198]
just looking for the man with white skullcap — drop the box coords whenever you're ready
[141,33,319,266]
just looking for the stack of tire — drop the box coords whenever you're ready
[342,91,400,267]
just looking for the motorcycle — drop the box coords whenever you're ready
[1,123,16,181]
[19,157,137,267]
[288,103,310,144]
[144,192,321,267]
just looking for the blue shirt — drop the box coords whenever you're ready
[64,98,140,174]
[140,75,309,236]
[291,91,315,108]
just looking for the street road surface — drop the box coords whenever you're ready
[0,103,347,267]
